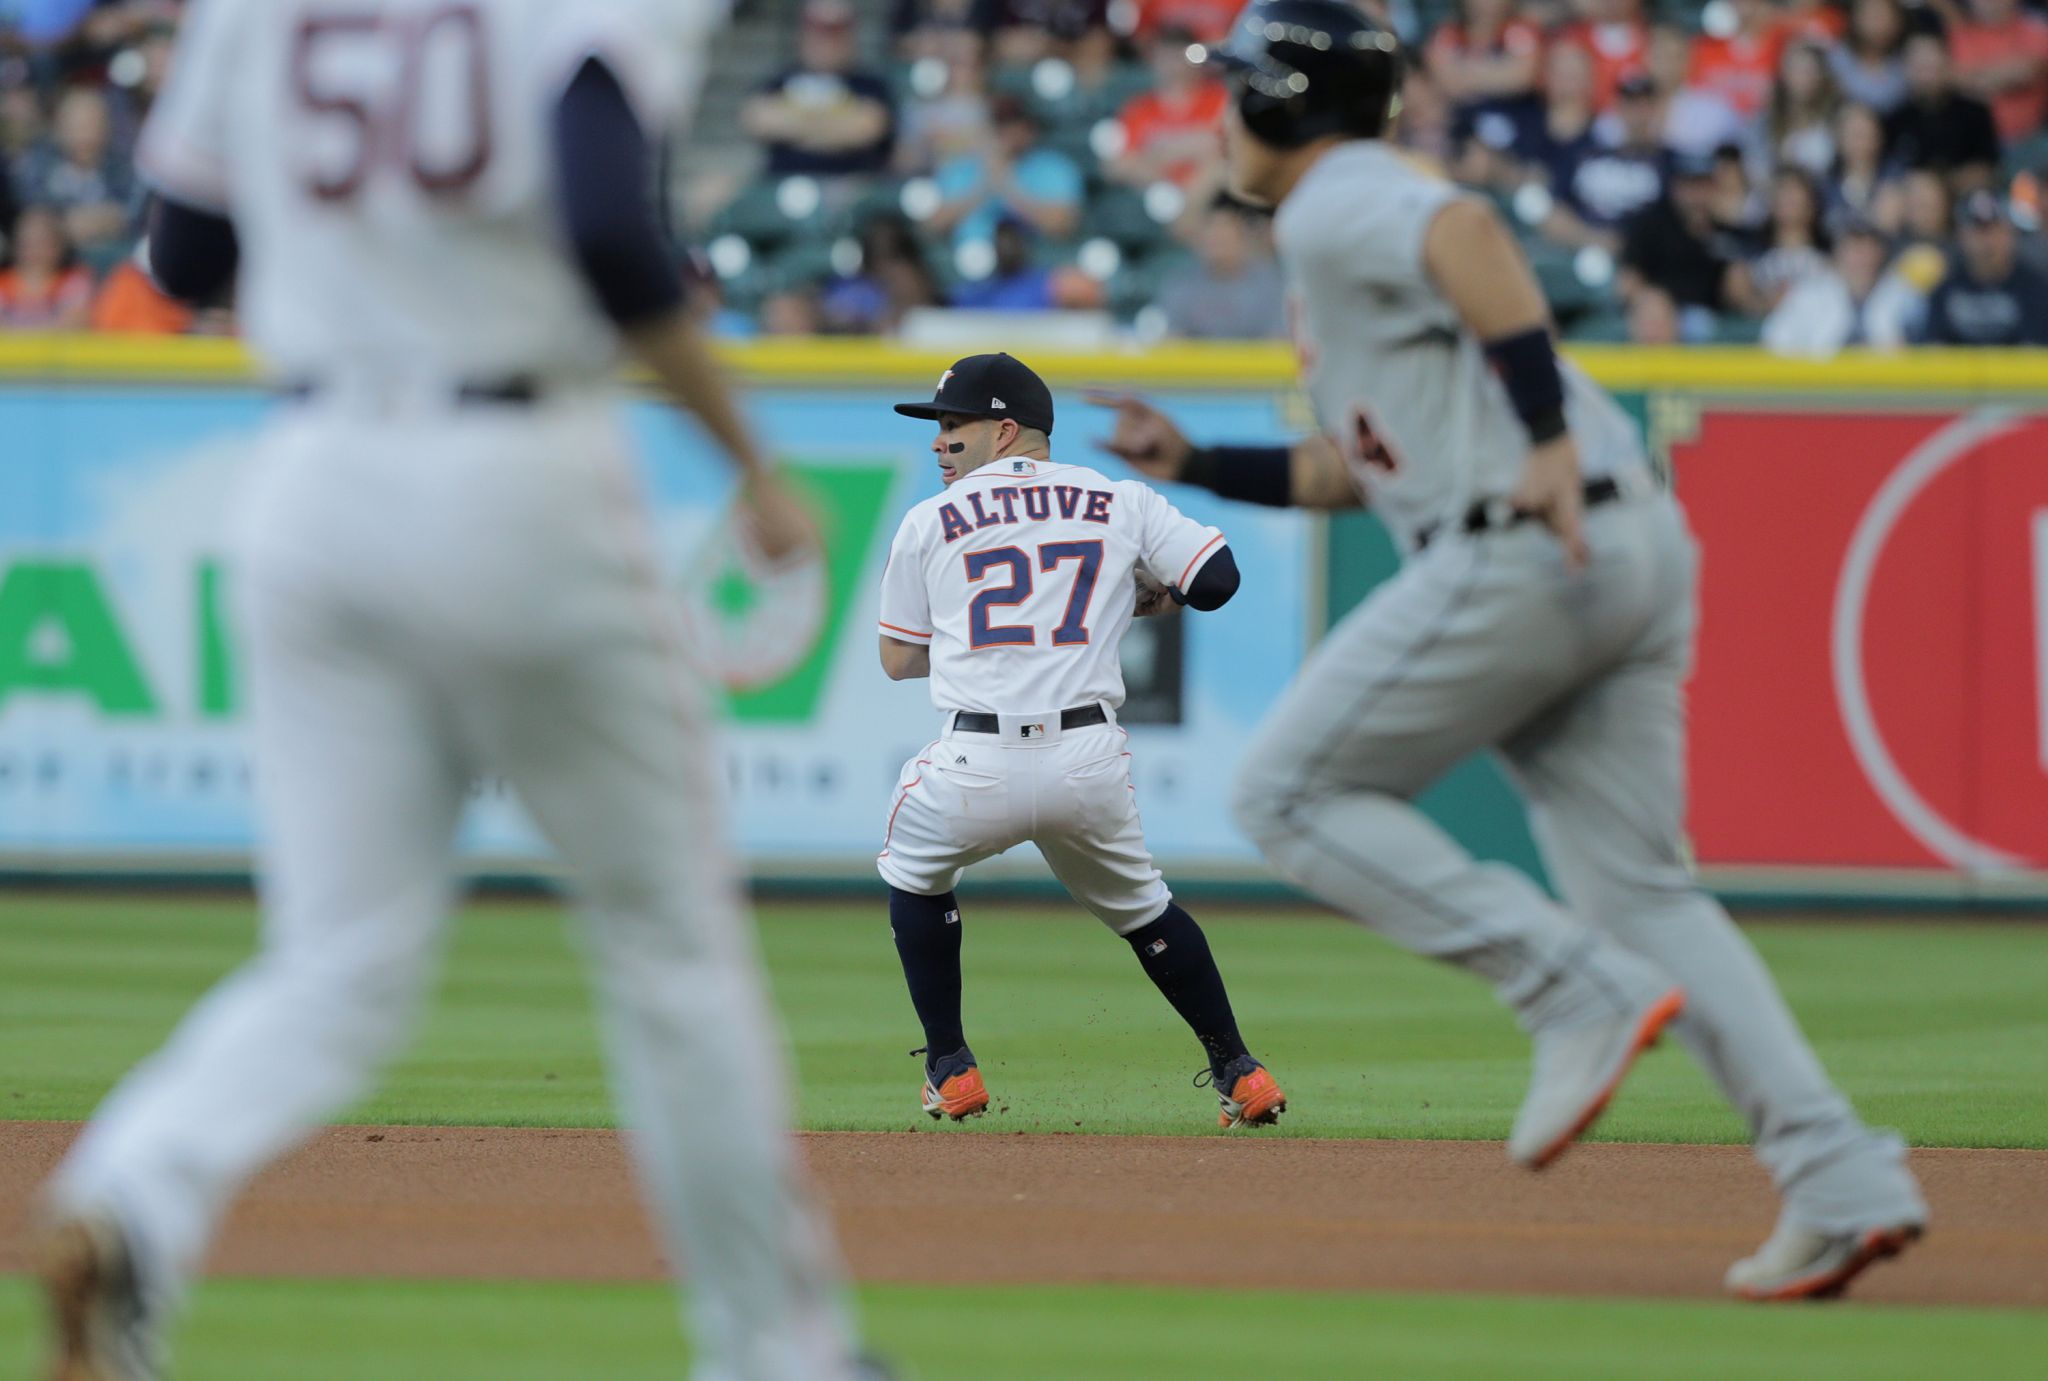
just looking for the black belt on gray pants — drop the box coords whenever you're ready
[950,704,1107,735]
[280,376,543,407]
[1414,476,1623,550]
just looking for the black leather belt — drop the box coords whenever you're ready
[281,376,542,406]
[1415,476,1624,550]
[951,704,1108,735]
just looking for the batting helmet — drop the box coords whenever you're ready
[1197,0,1401,149]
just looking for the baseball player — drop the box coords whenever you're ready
[31,3,884,1378]
[876,352,1288,1131]
[1092,0,1926,1299]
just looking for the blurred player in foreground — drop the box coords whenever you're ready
[32,2,883,1377]
[1093,0,1926,1300]
[876,352,1286,1130]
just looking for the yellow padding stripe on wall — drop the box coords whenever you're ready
[4,333,2048,394]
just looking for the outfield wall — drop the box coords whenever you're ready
[0,336,2041,904]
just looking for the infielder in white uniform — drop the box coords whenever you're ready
[32,3,882,1378]
[875,353,1288,1131]
[1093,0,1926,1300]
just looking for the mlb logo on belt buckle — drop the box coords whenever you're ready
[1019,723,1046,740]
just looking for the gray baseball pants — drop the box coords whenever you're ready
[1234,493,1922,1232]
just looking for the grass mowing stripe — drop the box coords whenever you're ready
[1,1276,2041,1381]
[3,899,2043,1146]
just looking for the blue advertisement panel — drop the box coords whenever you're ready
[0,382,1312,874]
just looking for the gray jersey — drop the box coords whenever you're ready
[1274,141,1650,550]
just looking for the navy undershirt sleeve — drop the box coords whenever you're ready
[1177,546,1240,612]
[146,195,239,304]
[552,57,687,327]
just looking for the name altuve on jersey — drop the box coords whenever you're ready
[938,483,1114,544]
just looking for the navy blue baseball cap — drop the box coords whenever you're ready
[894,352,1056,435]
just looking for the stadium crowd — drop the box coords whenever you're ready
[6,0,2048,350]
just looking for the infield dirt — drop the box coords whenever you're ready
[4,1124,2044,1306]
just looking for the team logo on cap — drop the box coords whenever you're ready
[935,368,954,394]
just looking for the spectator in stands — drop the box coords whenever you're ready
[821,211,946,333]
[1393,63,1456,166]
[1884,33,2000,192]
[1917,188,2048,342]
[1728,166,1834,313]
[1777,0,1847,48]
[760,287,827,336]
[1158,199,1287,339]
[1427,0,1544,157]
[89,246,191,334]
[1646,22,1744,156]
[1947,0,2048,145]
[1519,41,1601,198]
[1828,0,1910,116]
[1765,42,1842,177]
[983,0,1113,68]
[1626,283,1683,343]
[1688,0,1783,122]
[742,0,896,180]
[1896,163,1953,244]
[1535,67,1671,251]
[892,29,990,177]
[1558,0,1651,112]
[1109,25,1228,189]
[1618,150,1740,337]
[929,94,1081,247]
[13,83,133,265]
[891,0,990,61]
[1129,0,1238,45]
[1831,101,1905,228]
[0,203,92,329]
[952,216,1060,309]
[1764,212,1922,352]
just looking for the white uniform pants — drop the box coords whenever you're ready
[877,711,1172,934]
[50,394,855,1381]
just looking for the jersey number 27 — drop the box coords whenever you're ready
[292,4,492,201]
[965,541,1103,649]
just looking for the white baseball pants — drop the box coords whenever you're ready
[877,711,1172,934]
[49,391,858,1381]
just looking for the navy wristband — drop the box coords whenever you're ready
[1181,445,1293,507]
[1484,327,1568,444]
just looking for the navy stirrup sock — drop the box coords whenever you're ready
[888,887,965,1063]
[1125,902,1250,1076]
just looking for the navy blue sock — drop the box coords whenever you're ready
[889,887,965,1063]
[1125,902,1249,1077]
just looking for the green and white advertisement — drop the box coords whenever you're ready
[0,369,1314,875]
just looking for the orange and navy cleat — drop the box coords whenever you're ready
[915,1046,991,1121]
[1200,1054,1287,1129]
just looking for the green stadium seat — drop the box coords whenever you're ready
[708,181,802,250]
[1711,313,1764,345]
[1081,184,1170,253]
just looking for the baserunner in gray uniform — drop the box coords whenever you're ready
[1091,0,1926,1301]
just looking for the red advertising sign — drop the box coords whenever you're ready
[1680,410,2048,872]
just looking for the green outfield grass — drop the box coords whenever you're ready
[2,897,2044,1146]
[0,1275,2042,1380]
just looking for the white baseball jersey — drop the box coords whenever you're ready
[138,0,721,382]
[1274,140,1652,548]
[877,458,1225,714]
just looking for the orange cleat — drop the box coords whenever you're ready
[1202,1055,1287,1129]
[916,1046,991,1121]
